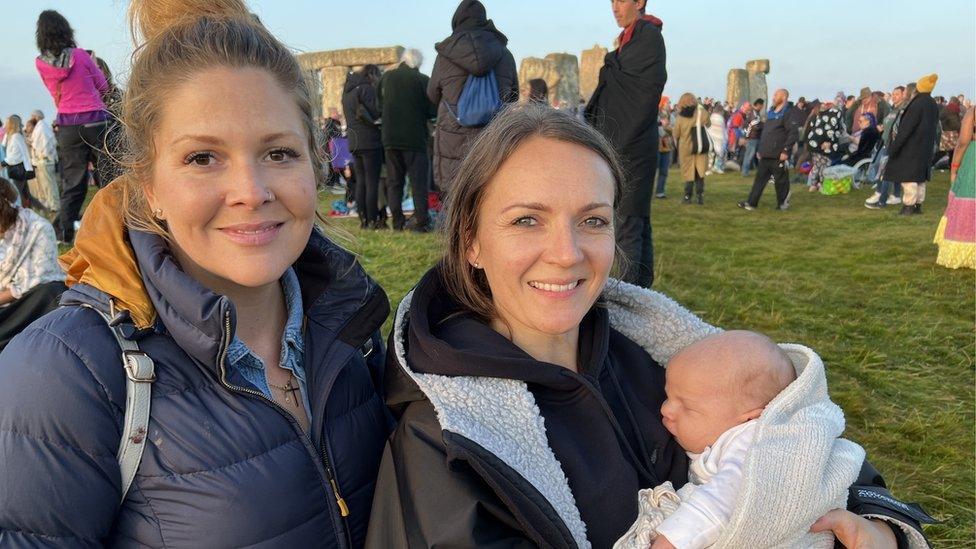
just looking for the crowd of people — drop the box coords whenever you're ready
[0,0,965,547]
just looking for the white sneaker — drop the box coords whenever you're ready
[864,192,882,206]
[886,196,902,205]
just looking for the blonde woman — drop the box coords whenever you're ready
[0,115,36,209]
[0,1,392,545]
[27,110,60,214]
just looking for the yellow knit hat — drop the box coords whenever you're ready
[917,74,938,94]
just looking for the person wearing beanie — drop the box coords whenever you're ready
[886,74,941,215]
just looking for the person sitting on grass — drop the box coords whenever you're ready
[0,177,65,350]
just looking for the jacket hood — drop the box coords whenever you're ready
[343,71,369,93]
[35,48,74,83]
[641,14,664,29]
[393,267,608,403]
[59,180,387,369]
[452,0,487,30]
[60,181,156,328]
[436,0,508,76]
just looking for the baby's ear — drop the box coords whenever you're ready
[739,407,764,422]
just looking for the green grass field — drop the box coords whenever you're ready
[333,171,975,546]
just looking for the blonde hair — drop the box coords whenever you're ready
[4,115,23,136]
[441,103,626,323]
[118,0,324,238]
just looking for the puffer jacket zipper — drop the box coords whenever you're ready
[214,309,350,549]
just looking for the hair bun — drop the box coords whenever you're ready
[128,0,251,45]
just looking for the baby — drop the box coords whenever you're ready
[652,330,796,549]
[614,330,799,549]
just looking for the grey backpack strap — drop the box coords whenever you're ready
[87,304,156,502]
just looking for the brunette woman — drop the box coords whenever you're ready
[366,104,931,548]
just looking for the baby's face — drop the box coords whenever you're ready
[660,355,746,454]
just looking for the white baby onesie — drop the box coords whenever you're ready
[656,420,757,548]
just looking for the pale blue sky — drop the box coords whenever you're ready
[2,0,974,118]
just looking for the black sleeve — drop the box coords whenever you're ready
[364,402,537,549]
[426,57,444,107]
[846,460,936,548]
[359,84,381,123]
[376,74,386,118]
[783,113,801,154]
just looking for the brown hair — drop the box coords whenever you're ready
[441,103,626,322]
[117,0,324,239]
[0,178,20,233]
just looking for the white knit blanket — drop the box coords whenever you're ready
[605,282,866,548]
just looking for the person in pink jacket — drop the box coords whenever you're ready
[34,9,109,243]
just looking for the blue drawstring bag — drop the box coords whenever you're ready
[445,70,502,128]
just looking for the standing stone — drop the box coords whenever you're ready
[580,45,607,102]
[727,68,750,107]
[519,57,557,102]
[748,71,768,109]
[544,53,580,108]
[320,66,350,119]
[745,58,770,74]
[296,46,404,71]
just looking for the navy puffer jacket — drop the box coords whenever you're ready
[0,188,393,547]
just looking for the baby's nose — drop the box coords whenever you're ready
[660,399,673,418]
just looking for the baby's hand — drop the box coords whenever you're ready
[651,535,676,549]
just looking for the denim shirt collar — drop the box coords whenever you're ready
[225,267,306,396]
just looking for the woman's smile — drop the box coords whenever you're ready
[526,278,585,298]
[217,220,285,246]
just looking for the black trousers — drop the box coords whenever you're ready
[385,148,430,229]
[353,149,384,225]
[9,176,38,209]
[683,175,705,198]
[0,281,66,352]
[57,121,108,242]
[746,157,791,208]
[616,215,654,288]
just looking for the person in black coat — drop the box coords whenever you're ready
[427,0,519,193]
[739,89,801,211]
[886,74,941,216]
[585,0,667,289]
[342,65,385,229]
[379,49,437,231]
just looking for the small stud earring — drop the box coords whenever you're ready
[152,208,163,220]
[473,262,482,269]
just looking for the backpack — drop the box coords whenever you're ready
[690,109,711,155]
[445,70,502,128]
